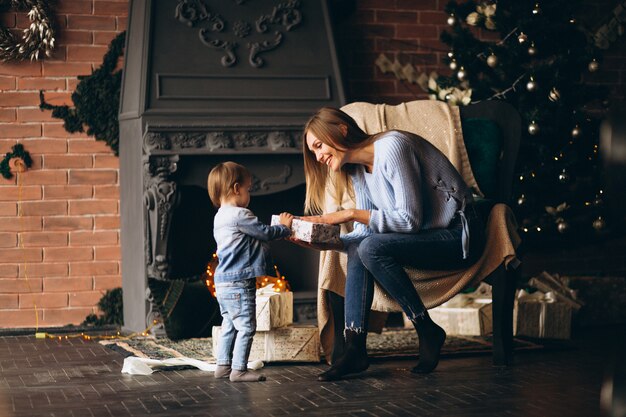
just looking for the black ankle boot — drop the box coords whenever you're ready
[318,329,369,381]
[411,311,446,374]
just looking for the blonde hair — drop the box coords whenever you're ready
[302,107,377,214]
[207,161,251,208]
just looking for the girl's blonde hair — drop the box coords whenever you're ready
[302,107,377,214]
[207,161,251,208]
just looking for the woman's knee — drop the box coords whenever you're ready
[356,235,384,266]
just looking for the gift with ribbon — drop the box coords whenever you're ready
[514,289,572,339]
[256,284,293,331]
[271,215,340,244]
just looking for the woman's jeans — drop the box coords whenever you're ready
[214,279,256,371]
[344,214,484,332]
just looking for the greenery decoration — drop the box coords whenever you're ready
[0,0,55,62]
[82,287,124,326]
[1,143,32,179]
[39,31,125,156]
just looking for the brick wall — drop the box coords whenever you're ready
[1,0,624,329]
[0,0,127,328]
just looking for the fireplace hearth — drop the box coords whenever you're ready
[119,0,346,332]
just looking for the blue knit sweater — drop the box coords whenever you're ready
[340,130,473,258]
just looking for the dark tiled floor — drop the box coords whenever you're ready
[0,326,623,417]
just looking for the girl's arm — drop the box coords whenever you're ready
[236,210,291,241]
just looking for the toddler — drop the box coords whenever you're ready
[207,161,293,382]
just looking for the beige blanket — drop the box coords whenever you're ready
[317,101,520,362]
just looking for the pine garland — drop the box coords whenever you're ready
[40,31,125,156]
[1,143,32,179]
[82,288,123,326]
[0,0,55,62]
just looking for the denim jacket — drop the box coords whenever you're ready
[213,206,291,283]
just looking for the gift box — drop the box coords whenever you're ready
[256,285,293,331]
[271,215,340,244]
[514,290,572,339]
[212,324,321,362]
[403,283,493,336]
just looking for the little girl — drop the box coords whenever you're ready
[207,161,293,382]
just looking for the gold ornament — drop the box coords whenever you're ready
[592,216,606,231]
[532,3,541,15]
[518,32,528,44]
[449,59,458,71]
[526,77,538,92]
[557,219,569,233]
[447,14,456,26]
[457,66,467,81]
[588,59,599,72]
[549,87,560,102]
[528,42,537,56]
[487,53,498,68]
[528,121,539,135]
[517,194,526,205]
[558,169,570,183]
[448,51,455,58]
[571,125,582,138]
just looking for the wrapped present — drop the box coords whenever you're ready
[514,290,572,339]
[271,215,340,244]
[256,284,293,331]
[212,324,321,363]
[403,283,493,336]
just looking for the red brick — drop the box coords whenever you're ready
[56,0,93,14]
[0,216,42,232]
[396,24,439,39]
[0,139,16,153]
[43,216,92,231]
[0,294,18,309]
[0,123,41,138]
[44,185,92,199]
[20,232,68,247]
[0,265,18,278]
[397,0,436,9]
[44,247,93,261]
[95,246,120,261]
[43,307,93,325]
[94,1,128,15]
[0,61,42,77]
[68,140,113,154]
[419,11,447,25]
[94,31,121,45]
[44,155,93,169]
[359,0,398,10]
[94,155,119,169]
[0,76,15,90]
[95,216,119,229]
[17,139,67,154]
[68,15,116,30]
[17,108,56,122]
[117,16,128,31]
[0,309,43,328]
[0,202,16,216]
[67,45,109,62]
[0,13,15,27]
[56,30,93,45]
[43,277,92,292]
[94,185,119,199]
[43,62,93,77]
[0,109,16,122]
[0,186,41,201]
[0,232,16,248]
[0,92,41,107]
[19,171,67,185]
[0,176,16,186]
[20,292,68,308]
[69,290,104,307]
[39,92,73,106]
[0,277,42,292]
[19,201,67,216]
[17,78,65,91]
[43,123,89,138]
[19,262,68,278]
[70,231,118,246]
[67,78,80,90]
[93,275,121,290]
[0,248,42,262]
[69,170,117,185]
[69,200,118,215]
[69,261,118,276]
[376,10,418,23]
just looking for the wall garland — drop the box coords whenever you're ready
[0,0,55,62]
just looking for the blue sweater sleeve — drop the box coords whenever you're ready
[236,209,291,241]
[339,173,374,248]
[368,138,423,233]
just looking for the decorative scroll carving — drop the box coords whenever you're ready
[144,132,171,153]
[144,155,179,281]
[145,287,166,337]
[144,130,301,153]
[249,164,292,193]
[267,130,294,150]
[206,132,233,151]
[171,132,206,149]
[175,0,302,68]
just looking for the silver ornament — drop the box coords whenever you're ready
[447,15,456,26]
[449,59,458,71]
[528,43,537,56]
[457,67,466,81]
[558,169,569,183]
[517,194,526,206]
[557,220,569,233]
[571,125,582,138]
[532,3,541,15]
[549,87,560,102]
[528,121,539,135]
[588,59,599,72]
[518,32,528,44]
[593,216,606,231]
[448,51,455,58]
[487,53,498,68]
[526,78,538,92]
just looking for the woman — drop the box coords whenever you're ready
[294,107,483,381]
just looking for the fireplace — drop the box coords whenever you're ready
[119,0,346,332]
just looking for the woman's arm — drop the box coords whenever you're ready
[300,208,370,225]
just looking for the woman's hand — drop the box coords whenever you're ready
[287,237,344,252]
[299,209,354,225]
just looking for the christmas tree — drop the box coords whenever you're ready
[433,0,610,247]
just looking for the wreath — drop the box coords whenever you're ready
[1,143,32,179]
[0,0,55,62]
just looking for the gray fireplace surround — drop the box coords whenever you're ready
[119,0,346,332]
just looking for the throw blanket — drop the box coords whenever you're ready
[317,101,520,362]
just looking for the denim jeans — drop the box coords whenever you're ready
[344,214,484,332]
[214,279,256,371]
